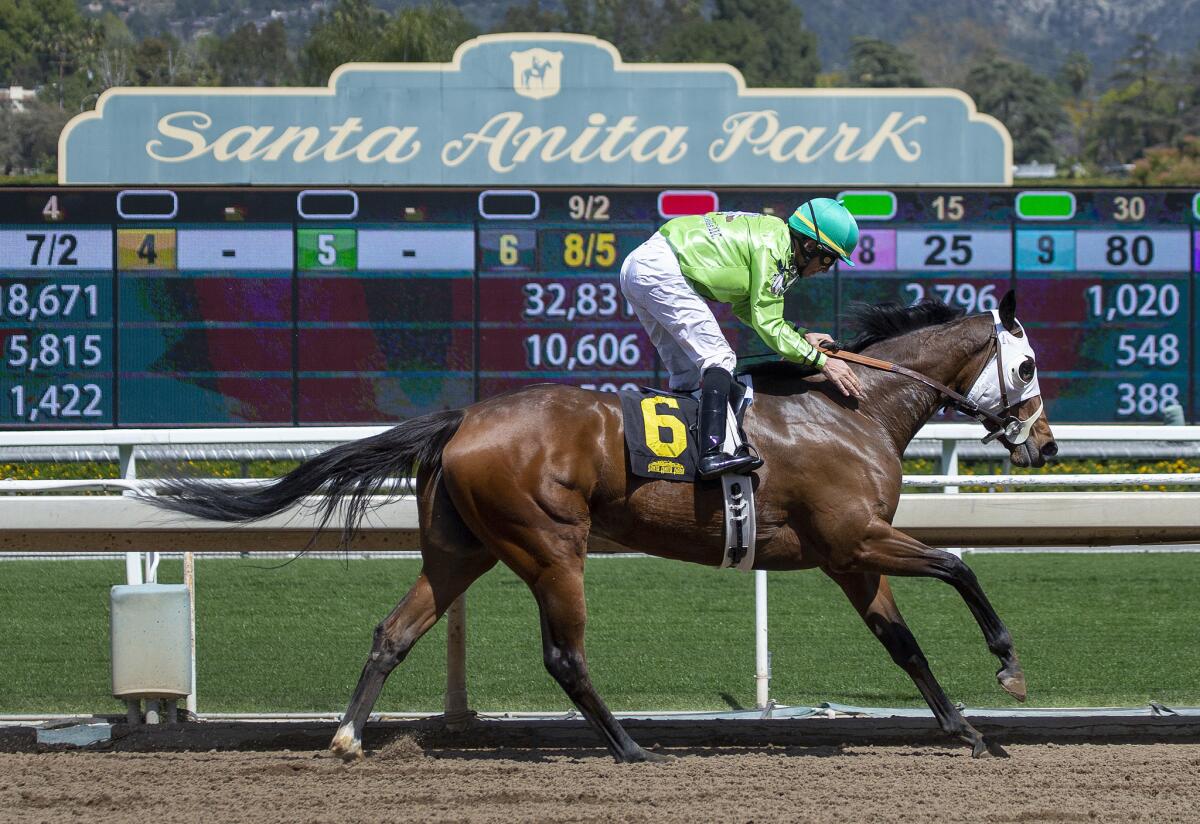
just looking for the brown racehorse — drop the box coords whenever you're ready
[145,292,1057,761]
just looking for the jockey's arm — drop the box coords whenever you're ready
[744,245,827,369]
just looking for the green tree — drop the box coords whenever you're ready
[1112,32,1161,91]
[1087,34,1182,165]
[846,37,924,87]
[0,99,72,174]
[91,13,136,90]
[1058,51,1093,163]
[1058,50,1091,99]
[130,36,195,85]
[1186,45,1200,132]
[300,0,474,85]
[494,0,704,63]
[498,0,564,33]
[659,0,819,87]
[377,3,475,63]
[38,0,99,107]
[0,0,40,85]
[963,53,1066,164]
[300,0,388,84]
[204,20,294,86]
[561,0,702,62]
[0,0,96,106]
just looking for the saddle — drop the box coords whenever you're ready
[617,380,751,482]
[618,379,757,570]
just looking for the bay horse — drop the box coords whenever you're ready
[145,291,1057,761]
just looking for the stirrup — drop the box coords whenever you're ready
[727,443,763,471]
[699,448,763,479]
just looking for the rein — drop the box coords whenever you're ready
[819,331,1034,444]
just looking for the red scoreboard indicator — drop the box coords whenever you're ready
[657,190,719,219]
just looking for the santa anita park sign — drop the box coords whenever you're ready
[59,34,1012,186]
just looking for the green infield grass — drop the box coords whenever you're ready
[1,553,1197,714]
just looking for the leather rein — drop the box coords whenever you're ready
[819,327,1032,444]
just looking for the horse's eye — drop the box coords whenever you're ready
[1017,358,1035,382]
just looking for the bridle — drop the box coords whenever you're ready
[820,312,1043,446]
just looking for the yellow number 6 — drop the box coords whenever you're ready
[499,233,519,266]
[640,396,687,458]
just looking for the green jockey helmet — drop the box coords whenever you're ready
[787,198,860,267]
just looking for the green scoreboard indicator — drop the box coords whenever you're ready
[1015,191,1078,221]
[1,187,1198,427]
[838,190,897,220]
[298,228,357,270]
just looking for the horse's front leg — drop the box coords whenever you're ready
[828,570,1008,758]
[836,519,1026,702]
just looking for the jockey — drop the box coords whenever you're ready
[619,198,864,479]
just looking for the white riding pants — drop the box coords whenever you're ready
[620,232,737,391]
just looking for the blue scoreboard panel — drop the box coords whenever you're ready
[0,187,1197,426]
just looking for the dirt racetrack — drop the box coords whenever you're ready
[3,742,1199,823]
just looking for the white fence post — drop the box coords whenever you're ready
[119,444,144,585]
[754,569,769,709]
[184,552,197,716]
[941,437,960,495]
[124,553,144,586]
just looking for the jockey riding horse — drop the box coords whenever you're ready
[620,199,864,478]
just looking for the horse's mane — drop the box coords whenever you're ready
[741,299,965,379]
[842,299,965,353]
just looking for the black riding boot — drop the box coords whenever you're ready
[697,367,763,479]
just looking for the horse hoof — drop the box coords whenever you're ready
[997,668,1027,702]
[960,734,1008,762]
[330,744,365,763]
[961,724,989,758]
[967,734,1008,759]
[329,729,364,763]
[623,747,674,764]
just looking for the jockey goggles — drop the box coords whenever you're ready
[774,202,845,297]
[798,201,840,271]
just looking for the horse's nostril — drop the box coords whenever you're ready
[1041,440,1059,458]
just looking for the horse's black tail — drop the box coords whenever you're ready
[143,409,465,545]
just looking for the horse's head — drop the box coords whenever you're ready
[964,290,1058,468]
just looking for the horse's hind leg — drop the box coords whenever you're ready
[449,482,663,763]
[829,571,1008,758]
[330,475,496,762]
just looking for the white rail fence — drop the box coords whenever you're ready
[3,423,1200,716]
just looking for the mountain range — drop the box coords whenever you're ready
[122,0,1199,83]
[797,0,1199,79]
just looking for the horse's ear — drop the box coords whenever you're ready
[998,289,1018,333]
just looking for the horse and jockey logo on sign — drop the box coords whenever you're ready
[510,48,563,99]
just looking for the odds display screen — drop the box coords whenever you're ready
[0,187,1197,427]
